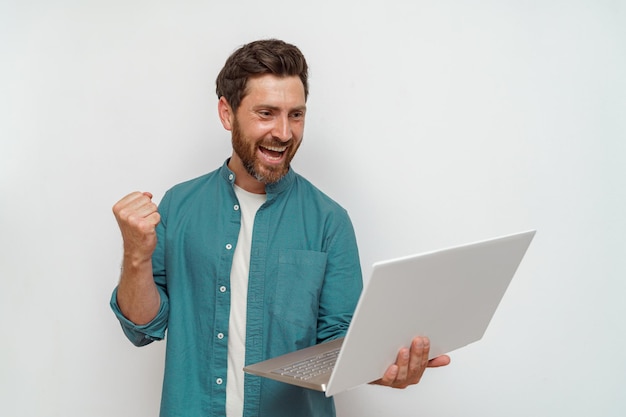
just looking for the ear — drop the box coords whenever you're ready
[218,97,234,131]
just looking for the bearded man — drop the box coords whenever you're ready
[110,39,449,417]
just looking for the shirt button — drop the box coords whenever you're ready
[228,174,234,181]
[216,378,223,385]
[217,332,224,340]
[219,286,227,293]
[234,204,240,211]
[225,243,232,250]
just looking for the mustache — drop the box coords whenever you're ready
[257,139,295,148]
[259,138,294,148]
[262,133,303,148]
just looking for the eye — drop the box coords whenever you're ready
[290,111,305,119]
[258,110,272,117]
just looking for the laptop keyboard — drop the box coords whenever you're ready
[271,348,340,381]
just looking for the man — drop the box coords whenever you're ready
[111,39,449,417]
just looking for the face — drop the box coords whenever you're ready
[221,74,306,191]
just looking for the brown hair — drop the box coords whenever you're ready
[215,39,309,112]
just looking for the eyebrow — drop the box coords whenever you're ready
[253,104,307,112]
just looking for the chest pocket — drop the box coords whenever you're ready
[270,249,328,331]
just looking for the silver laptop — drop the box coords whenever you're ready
[244,230,536,397]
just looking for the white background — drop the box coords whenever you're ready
[1,1,625,416]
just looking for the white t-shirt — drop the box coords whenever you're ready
[226,185,266,417]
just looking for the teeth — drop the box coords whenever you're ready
[261,145,286,152]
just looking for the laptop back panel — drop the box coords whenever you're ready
[325,230,535,396]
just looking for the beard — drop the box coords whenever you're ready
[231,118,301,184]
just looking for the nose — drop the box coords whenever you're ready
[272,114,292,142]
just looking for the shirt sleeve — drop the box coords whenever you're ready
[316,209,363,342]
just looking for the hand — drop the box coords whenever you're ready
[371,336,451,389]
[112,191,161,263]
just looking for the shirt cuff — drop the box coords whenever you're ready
[109,287,169,346]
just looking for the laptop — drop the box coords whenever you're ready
[244,230,536,397]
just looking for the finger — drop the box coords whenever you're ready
[373,364,399,386]
[116,191,154,208]
[394,347,411,383]
[131,199,159,219]
[415,337,430,370]
[115,191,147,207]
[428,355,451,368]
[125,210,160,235]
[113,192,143,217]
[405,337,429,384]
[143,211,161,228]
[124,192,155,212]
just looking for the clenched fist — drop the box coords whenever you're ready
[112,191,161,265]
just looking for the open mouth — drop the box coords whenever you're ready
[259,144,287,162]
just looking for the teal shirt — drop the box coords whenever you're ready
[110,161,363,417]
